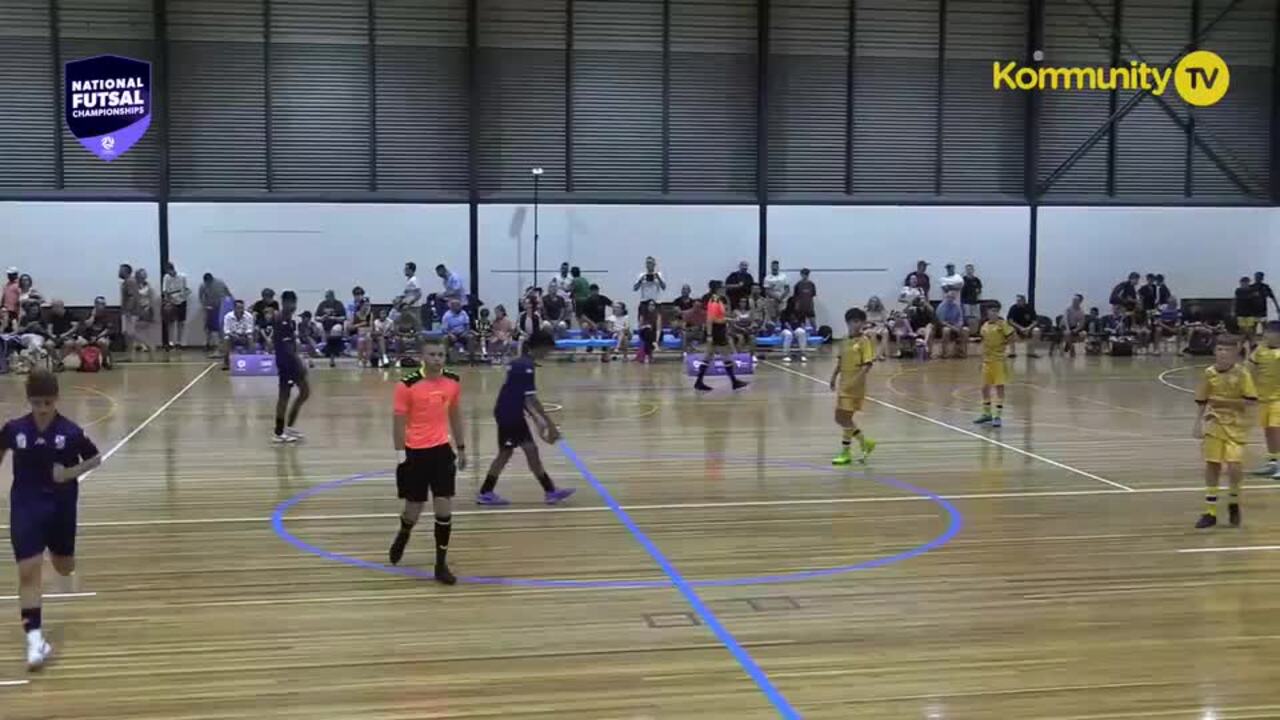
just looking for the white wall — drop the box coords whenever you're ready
[1,201,159,306]
[768,206,1032,329]
[477,204,758,309]
[168,203,469,344]
[1036,207,1279,316]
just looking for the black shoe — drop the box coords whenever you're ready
[1228,503,1241,527]
[731,380,748,390]
[693,381,712,392]
[434,562,457,586]
[1195,513,1217,529]
[389,531,410,565]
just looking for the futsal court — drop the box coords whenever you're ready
[2,351,1275,720]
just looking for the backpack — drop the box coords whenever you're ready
[79,346,103,372]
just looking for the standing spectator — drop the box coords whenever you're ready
[118,264,139,361]
[724,260,754,309]
[960,264,983,333]
[898,274,924,307]
[162,262,190,350]
[17,274,41,306]
[2,267,19,316]
[1006,294,1040,358]
[556,262,572,296]
[935,292,967,358]
[1235,276,1262,350]
[132,268,157,361]
[762,260,790,324]
[636,300,660,362]
[348,287,374,367]
[1254,271,1279,319]
[939,263,964,295]
[1109,272,1140,308]
[436,263,467,309]
[1155,274,1173,308]
[568,266,591,324]
[793,268,817,325]
[315,290,347,334]
[864,296,890,360]
[904,260,932,300]
[1138,273,1159,313]
[633,256,667,303]
[440,298,474,363]
[395,261,423,326]
[1061,294,1087,356]
[221,300,255,370]
[198,272,232,353]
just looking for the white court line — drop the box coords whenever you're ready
[0,592,97,601]
[83,362,218,480]
[12,484,1279,530]
[1157,364,1202,394]
[763,360,1135,492]
[1176,545,1280,554]
[0,680,31,687]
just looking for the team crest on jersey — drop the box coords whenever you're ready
[55,435,66,450]
[15,433,26,449]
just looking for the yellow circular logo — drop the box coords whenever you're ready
[1174,50,1230,106]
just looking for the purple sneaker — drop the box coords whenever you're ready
[544,488,577,505]
[476,491,510,506]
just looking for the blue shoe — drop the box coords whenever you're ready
[476,491,510,506]
[973,414,993,425]
[991,417,1003,428]
[545,488,577,505]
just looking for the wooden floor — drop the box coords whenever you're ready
[2,349,1280,719]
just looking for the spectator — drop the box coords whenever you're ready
[348,287,374,367]
[1061,294,1087,356]
[17,274,41,306]
[440,297,474,363]
[162,262,190,350]
[315,289,347,334]
[865,296,889,361]
[633,256,667,303]
[1153,298,1181,355]
[568,266,591,323]
[251,288,279,324]
[398,261,423,321]
[198,272,232,353]
[555,262,572,296]
[1084,306,1106,353]
[779,296,811,363]
[578,284,611,337]
[731,297,757,358]
[517,295,544,348]
[371,309,392,366]
[543,279,569,336]
[636,300,660,363]
[904,296,936,355]
[1138,273,1159,313]
[118,264,140,360]
[606,301,631,361]
[45,300,78,369]
[939,263,964,295]
[296,311,323,363]
[218,299,254,369]
[489,305,515,364]
[133,268,157,361]
[904,260,931,300]
[1155,274,1173,309]
[3,267,20,316]
[256,304,276,353]
[899,274,924,307]
[935,292,967,358]
[0,306,16,370]
[436,263,467,308]
[1109,272,1140,308]
[724,260,754,309]
[17,299,48,365]
[1006,294,1040,358]
[392,305,420,357]
[76,297,113,365]
[1235,276,1262,350]
[680,300,706,352]
[762,260,790,324]
[793,268,817,325]
[673,284,695,313]
[961,264,983,332]
[1255,271,1279,319]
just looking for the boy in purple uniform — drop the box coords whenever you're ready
[476,330,575,506]
[2,370,101,670]
[272,290,311,444]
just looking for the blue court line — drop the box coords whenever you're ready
[557,441,801,719]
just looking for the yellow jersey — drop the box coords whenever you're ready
[1195,364,1258,444]
[838,335,876,397]
[1249,345,1280,402]
[980,319,1015,363]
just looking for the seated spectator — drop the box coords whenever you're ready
[256,305,277,353]
[76,297,114,366]
[577,284,612,338]
[315,290,347,335]
[680,300,706,352]
[779,296,813,363]
[489,305,515,364]
[221,300,256,370]
[0,307,20,371]
[371,309,392,366]
[296,311,323,364]
[1182,303,1221,355]
[1060,294,1087,356]
[865,296,889,361]
[17,299,48,358]
[45,300,80,369]
[251,288,278,324]
[935,292,967,358]
[890,310,916,355]
[323,318,345,368]
[348,287,374,366]
[904,296,936,356]
[392,308,421,359]
[17,273,41,307]
[731,297,758,358]
[1103,304,1137,352]
[636,300,660,363]
[1153,299,1182,354]
[440,298,474,362]
[899,275,924,307]
[747,285,772,335]
[476,308,493,360]
[1084,306,1106,354]
[1130,305,1155,352]
[542,281,570,337]
[1006,294,1041,358]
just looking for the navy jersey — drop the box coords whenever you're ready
[494,356,536,425]
[274,314,298,361]
[1,414,99,501]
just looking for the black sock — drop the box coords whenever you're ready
[695,364,708,383]
[434,516,452,565]
[480,474,499,494]
[725,361,739,382]
[286,399,302,426]
[274,416,285,435]
[20,607,41,633]
[536,472,556,493]
[399,516,416,535]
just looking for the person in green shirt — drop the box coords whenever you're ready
[568,266,591,324]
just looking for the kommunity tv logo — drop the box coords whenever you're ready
[992,50,1229,107]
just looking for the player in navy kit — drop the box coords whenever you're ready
[272,290,311,444]
[1,370,101,670]
[476,330,575,506]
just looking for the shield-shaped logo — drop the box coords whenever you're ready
[64,54,151,162]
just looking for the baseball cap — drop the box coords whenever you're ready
[6,267,17,275]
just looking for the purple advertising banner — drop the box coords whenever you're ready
[230,354,278,377]
[64,55,152,162]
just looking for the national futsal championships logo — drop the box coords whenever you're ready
[992,50,1230,107]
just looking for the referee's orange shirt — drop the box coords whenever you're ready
[393,375,460,449]
[706,298,727,322]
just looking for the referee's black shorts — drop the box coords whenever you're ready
[396,444,457,501]
[710,323,729,346]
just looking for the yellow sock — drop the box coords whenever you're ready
[841,427,855,442]
[994,404,1003,418]
[981,402,991,416]
[1206,487,1219,516]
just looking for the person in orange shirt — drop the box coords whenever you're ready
[694,281,748,392]
[389,336,467,585]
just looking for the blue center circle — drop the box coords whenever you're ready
[271,454,963,588]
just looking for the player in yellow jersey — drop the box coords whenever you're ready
[829,308,877,465]
[974,303,1015,428]
[1194,335,1258,529]
[1248,321,1280,479]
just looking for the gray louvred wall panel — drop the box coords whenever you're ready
[0,0,57,190]
[1038,0,1112,197]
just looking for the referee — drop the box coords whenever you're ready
[389,336,467,585]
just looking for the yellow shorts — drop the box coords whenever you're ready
[1203,436,1244,464]
[1239,316,1260,335]
[837,393,865,414]
[981,360,1007,387]
[1260,400,1280,428]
